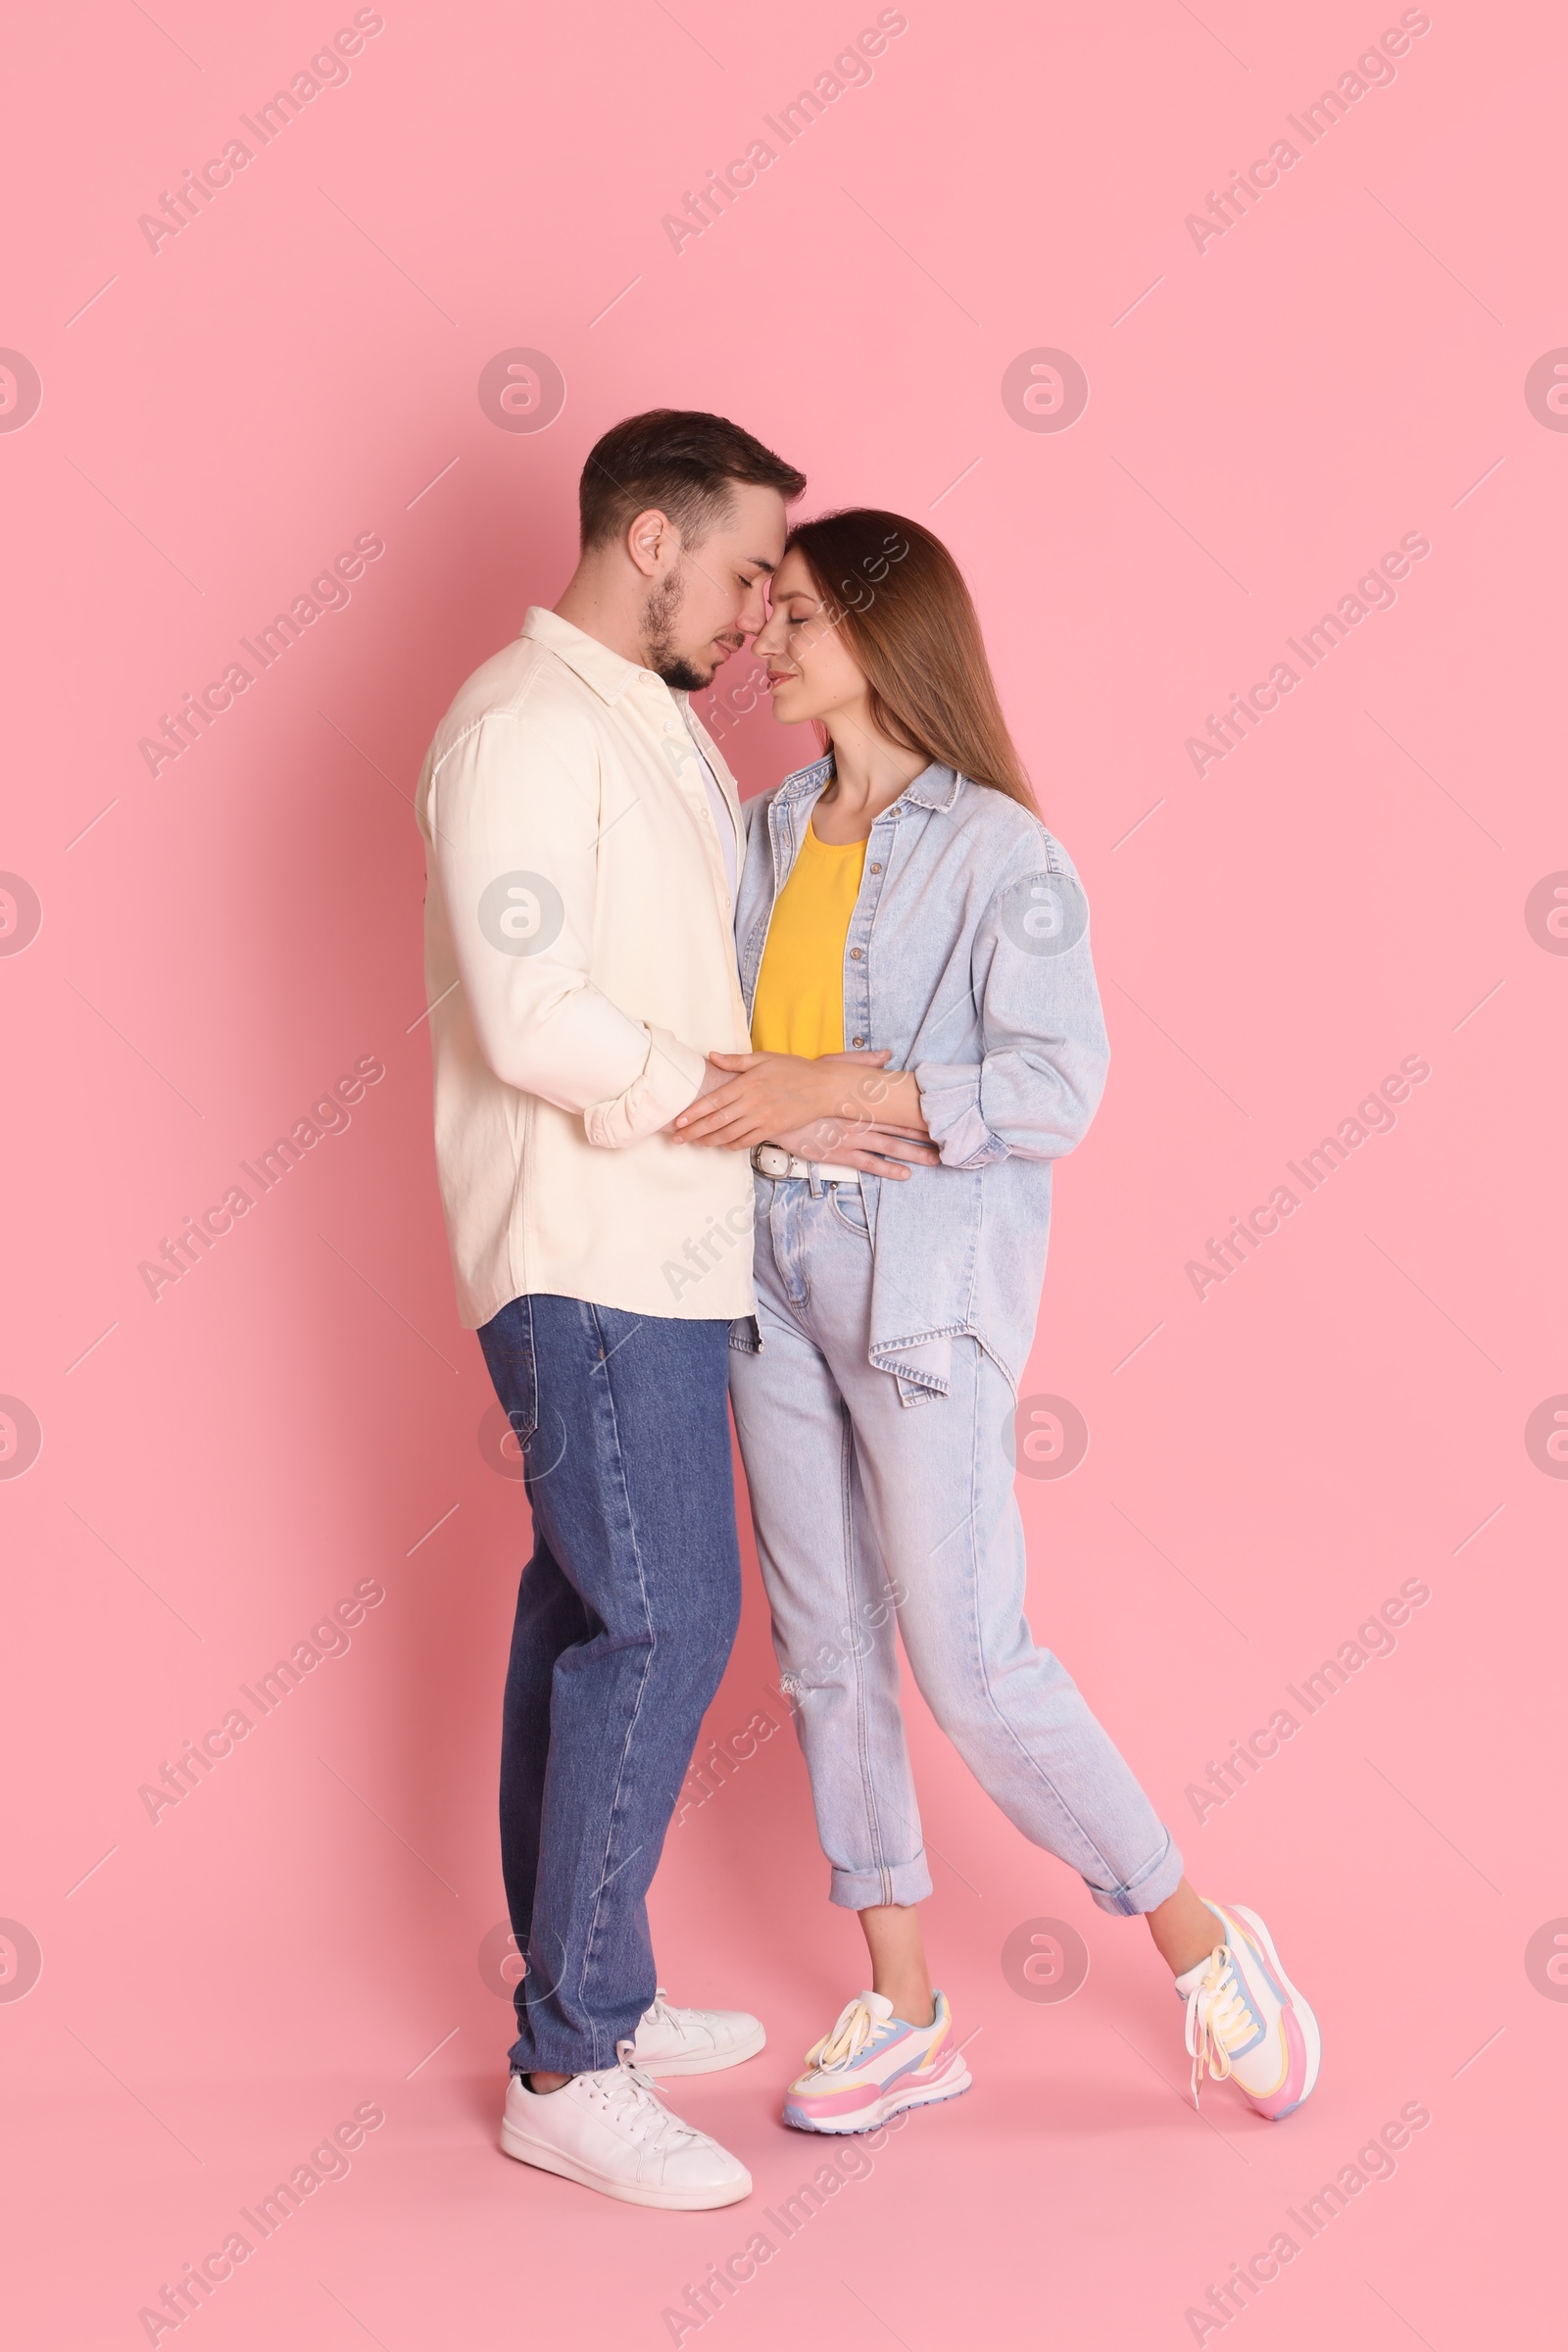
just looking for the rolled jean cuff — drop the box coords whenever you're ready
[829,1852,935,1910]
[1087,1826,1184,1917]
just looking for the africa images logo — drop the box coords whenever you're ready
[0,350,43,433]
[477,351,566,434]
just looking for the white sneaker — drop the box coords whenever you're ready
[633,1985,766,2078]
[500,2044,752,2210]
[1177,1899,1321,2120]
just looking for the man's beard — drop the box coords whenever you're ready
[642,566,724,691]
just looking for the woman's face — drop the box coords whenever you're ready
[754,548,868,728]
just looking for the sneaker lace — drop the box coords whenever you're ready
[587,2040,704,2151]
[805,1998,879,2075]
[642,1986,678,2032]
[1184,1947,1250,2108]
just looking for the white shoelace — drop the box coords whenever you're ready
[584,2042,704,2153]
[641,1986,678,2034]
[1183,1946,1249,2107]
[806,1998,880,2075]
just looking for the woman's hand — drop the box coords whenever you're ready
[672,1050,916,1152]
[768,1119,940,1180]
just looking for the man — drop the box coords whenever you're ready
[416,411,806,2210]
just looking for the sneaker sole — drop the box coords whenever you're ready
[637,2020,767,2079]
[1229,1903,1322,2114]
[783,2060,973,2136]
[499,2119,752,2210]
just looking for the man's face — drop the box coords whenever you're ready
[641,482,788,690]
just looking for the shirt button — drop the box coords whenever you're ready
[852,1035,865,1048]
[850,947,863,960]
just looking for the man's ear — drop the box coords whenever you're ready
[626,507,678,579]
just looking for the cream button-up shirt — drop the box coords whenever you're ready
[416,608,756,1327]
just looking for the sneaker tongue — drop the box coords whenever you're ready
[859,1991,895,2022]
[1174,1953,1221,1999]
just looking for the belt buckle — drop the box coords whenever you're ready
[752,1143,793,1178]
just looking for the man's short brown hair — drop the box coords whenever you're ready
[578,409,806,551]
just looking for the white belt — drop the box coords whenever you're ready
[751,1144,861,1185]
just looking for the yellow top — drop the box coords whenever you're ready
[750,820,867,1057]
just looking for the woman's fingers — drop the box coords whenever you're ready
[828,1147,910,1179]
[708,1051,763,1072]
[674,1103,763,1147]
[673,1081,749,1130]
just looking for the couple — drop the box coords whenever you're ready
[415,409,1319,2211]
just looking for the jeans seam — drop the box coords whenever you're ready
[575,1300,658,2075]
[1116,1833,1179,1907]
[841,1397,893,1908]
[956,1350,1128,1897]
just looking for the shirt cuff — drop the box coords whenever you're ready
[914,1060,1009,1170]
[583,1026,707,1150]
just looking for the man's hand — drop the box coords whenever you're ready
[672,1050,929,1152]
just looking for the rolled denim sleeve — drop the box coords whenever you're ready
[914,854,1109,1169]
[911,1064,1004,1168]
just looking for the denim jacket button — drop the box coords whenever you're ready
[850,947,863,960]
[869,862,882,874]
[852,1035,864,1048]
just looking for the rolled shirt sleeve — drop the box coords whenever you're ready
[430,707,707,1146]
[583,1026,707,1148]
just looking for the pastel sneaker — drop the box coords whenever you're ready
[500,2043,752,2210]
[1179,1900,1321,2120]
[783,1989,971,2134]
[633,1986,766,2078]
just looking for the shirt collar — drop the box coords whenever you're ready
[521,606,659,708]
[775,758,962,814]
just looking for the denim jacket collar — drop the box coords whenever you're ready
[773,757,964,818]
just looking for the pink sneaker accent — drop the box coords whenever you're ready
[1181,1900,1321,2120]
[784,1990,971,2135]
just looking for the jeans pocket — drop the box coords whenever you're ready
[478,1296,538,1447]
[829,1183,870,1239]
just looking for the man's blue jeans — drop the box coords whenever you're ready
[477,1294,742,2078]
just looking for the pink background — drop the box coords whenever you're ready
[3,1,1564,2344]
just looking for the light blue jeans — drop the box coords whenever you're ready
[728,1176,1183,1918]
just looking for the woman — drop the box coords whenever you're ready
[671,511,1319,2133]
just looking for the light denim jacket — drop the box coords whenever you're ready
[730,758,1109,1401]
